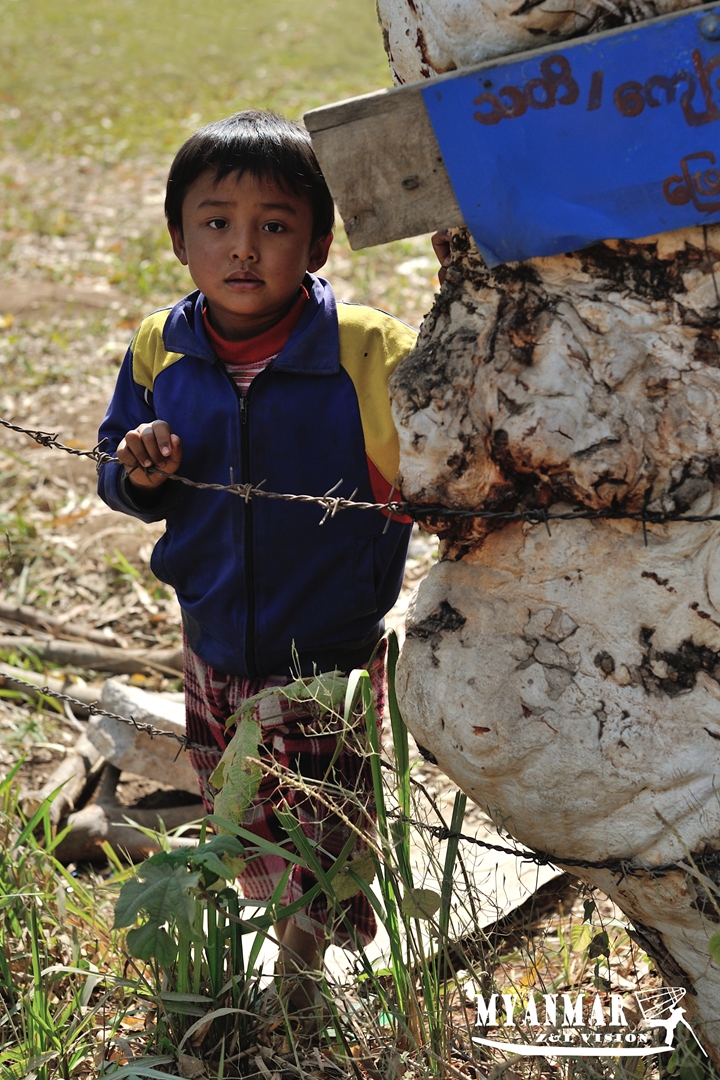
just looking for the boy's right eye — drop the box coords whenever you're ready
[208,218,228,230]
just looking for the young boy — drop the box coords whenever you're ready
[97,110,417,1009]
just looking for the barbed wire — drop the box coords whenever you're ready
[0,670,222,757]
[5,670,711,881]
[6,415,720,530]
[384,812,715,880]
[4,417,720,879]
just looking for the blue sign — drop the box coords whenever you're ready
[421,4,720,267]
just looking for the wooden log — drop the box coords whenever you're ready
[20,733,103,824]
[53,765,202,863]
[0,635,183,675]
[0,599,123,647]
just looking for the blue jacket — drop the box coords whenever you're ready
[97,276,417,677]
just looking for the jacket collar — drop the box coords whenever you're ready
[162,275,339,376]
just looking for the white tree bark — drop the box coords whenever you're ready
[377,0,720,1059]
[379,0,699,82]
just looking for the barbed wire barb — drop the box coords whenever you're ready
[3,669,719,880]
[7,415,720,528]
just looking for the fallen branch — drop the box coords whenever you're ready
[0,636,182,675]
[0,599,124,647]
[54,765,203,862]
[20,733,103,824]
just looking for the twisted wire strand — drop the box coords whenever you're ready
[4,668,716,879]
[4,417,720,877]
[5,415,720,528]
[0,671,221,757]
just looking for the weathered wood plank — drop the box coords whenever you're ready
[306,3,720,250]
[305,86,463,249]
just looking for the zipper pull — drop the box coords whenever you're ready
[239,395,248,424]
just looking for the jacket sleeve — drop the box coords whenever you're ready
[96,342,184,523]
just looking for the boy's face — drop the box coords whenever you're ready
[168,170,332,341]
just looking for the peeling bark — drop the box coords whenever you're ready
[392,225,720,551]
[377,0,701,84]
[378,0,720,1061]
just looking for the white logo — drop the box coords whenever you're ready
[472,986,707,1058]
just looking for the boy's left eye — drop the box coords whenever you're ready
[262,222,285,233]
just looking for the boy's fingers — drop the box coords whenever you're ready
[431,229,452,267]
[133,421,175,467]
[162,433,183,473]
[149,420,174,457]
[117,422,182,487]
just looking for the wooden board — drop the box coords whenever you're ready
[305,85,463,249]
[305,2,720,255]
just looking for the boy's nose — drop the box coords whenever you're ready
[231,229,257,262]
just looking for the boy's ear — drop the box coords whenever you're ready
[168,222,188,265]
[307,232,333,274]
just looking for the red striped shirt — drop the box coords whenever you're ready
[202,287,309,394]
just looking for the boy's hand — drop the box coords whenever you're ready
[117,420,183,489]
[432,229,452,285]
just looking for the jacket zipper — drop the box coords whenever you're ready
[239,389,257,677]
[220,366,258,678]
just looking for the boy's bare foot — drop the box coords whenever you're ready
[274,919,324,1014]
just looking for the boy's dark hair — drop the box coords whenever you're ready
[165,110,334,241]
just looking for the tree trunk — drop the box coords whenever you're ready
[377,0,720,1062]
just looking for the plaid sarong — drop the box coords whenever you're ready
[183,636,386,948]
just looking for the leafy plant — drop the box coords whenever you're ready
[0,762,138,1079]
[112,632,481,1074]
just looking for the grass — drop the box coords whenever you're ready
[93,634,485,1076]
[1,635,718,1079]
[0,761,142,1079]
[0,0,440,331]
[0,0,391,161]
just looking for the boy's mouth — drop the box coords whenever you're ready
[226,270,263,282]
[225,271,263,288]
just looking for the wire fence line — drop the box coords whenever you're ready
[3,669,709,882]
[3,415,719,880]
[5,415,720,531]
[0,670,222,757]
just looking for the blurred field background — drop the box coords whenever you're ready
[0,0,439,319]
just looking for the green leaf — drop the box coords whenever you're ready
[191,835,246,881]
[281,670,348,713]
[224,670,349,731]
[570,923,592,952]
[331,853,376,901]
[113,863,200,938]
[709,930,720,966]
[101,1058,176,1079]
[192,849,243,882]
[583,899,596,923]
[126,923,178,966]
[588,930,610,959]
[400,888,442,921]
[210,718,262,828]
[142,847,196,869]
